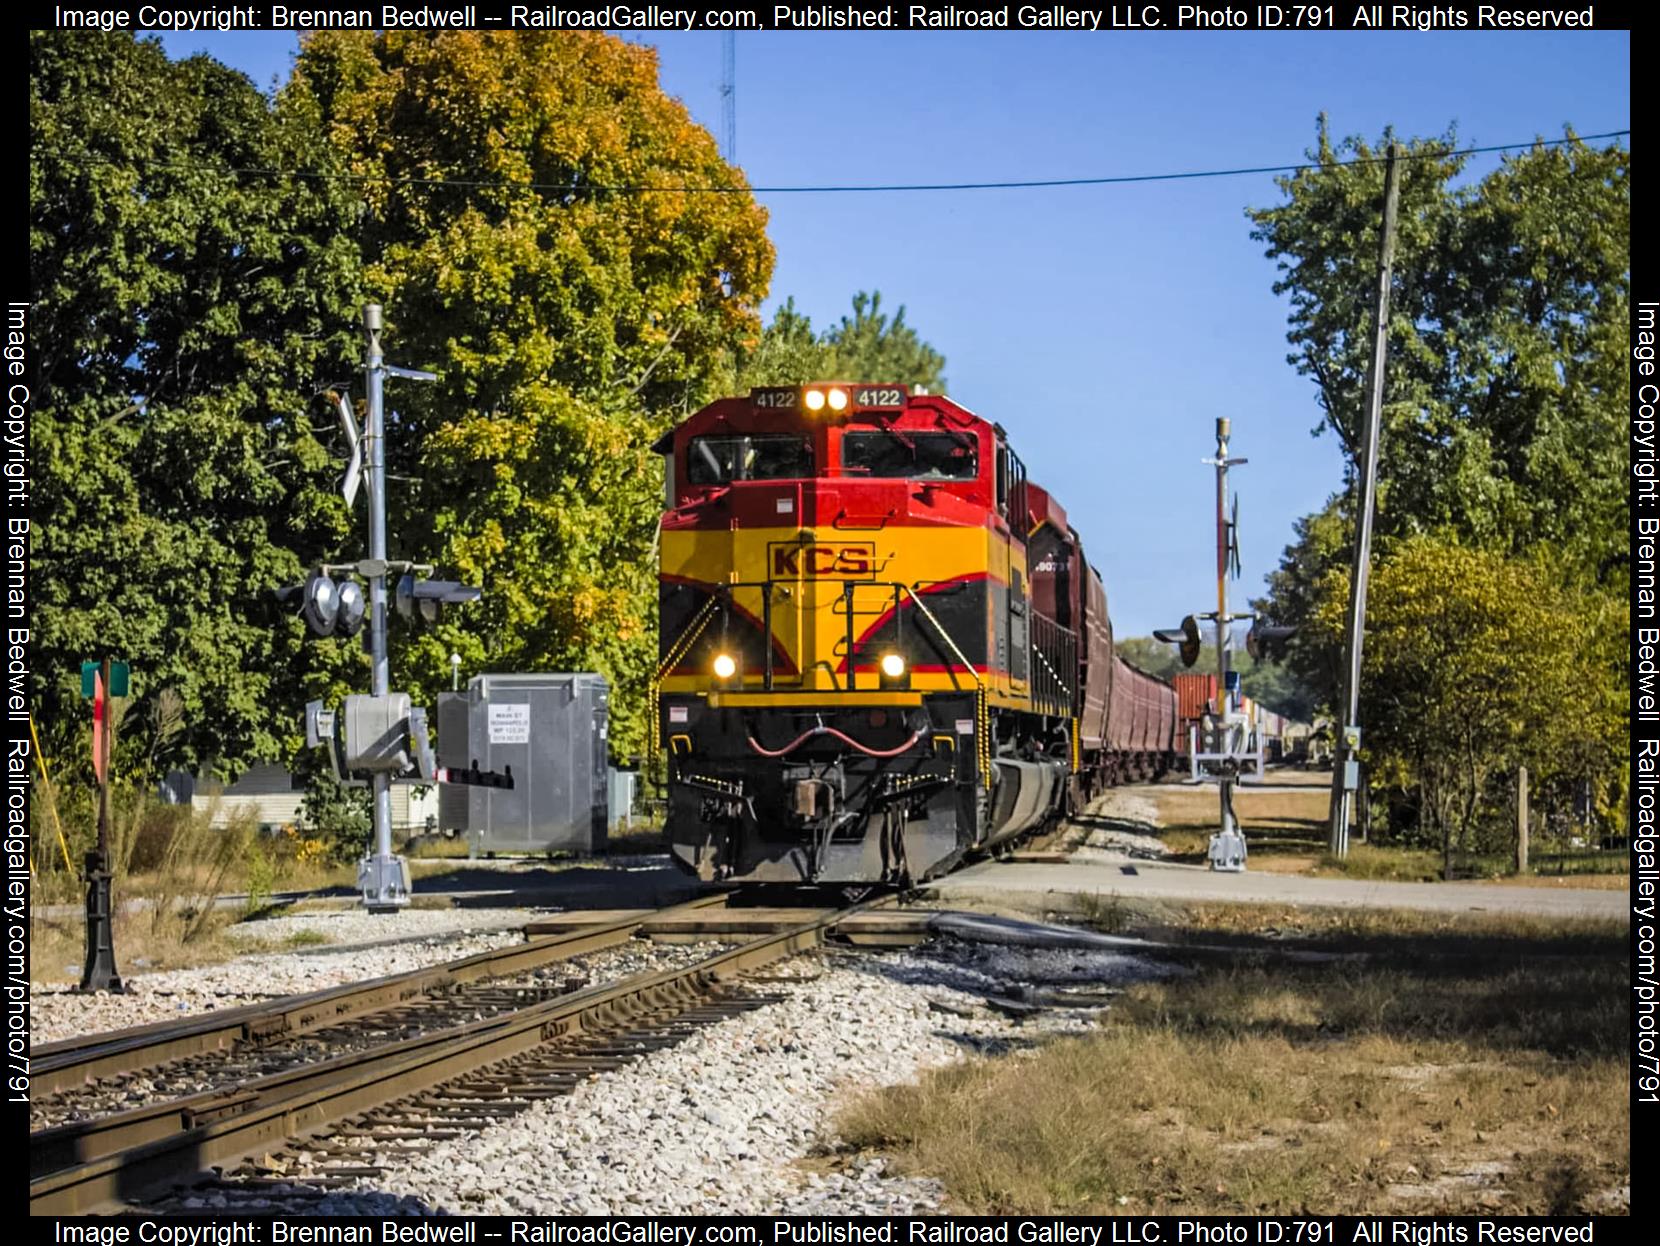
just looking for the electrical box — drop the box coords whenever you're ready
[342,693,412,773]
[438,673,609,855]
[608,767,637,829]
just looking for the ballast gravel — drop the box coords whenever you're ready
[31,908,541,1044]
[31,939,734,1131]
[206,937,1177,1216]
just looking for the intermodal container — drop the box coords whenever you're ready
[1173,673,1217,721]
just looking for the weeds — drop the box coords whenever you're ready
[1076,891,1130,934]
[839,907,1628,1215]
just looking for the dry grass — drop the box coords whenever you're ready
[1141,783,1622,884]
[838,905,1628,1215]
[604,820,665,852]
[1125,900,1625,951]
[30,906,248,983]
[1315,844,1444,882]
[28,803,347,983]
[405,835,472,859]
[1149,785,1331,865]
[1476,872,1629,891]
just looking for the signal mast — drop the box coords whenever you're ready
[1154,417,1293,870]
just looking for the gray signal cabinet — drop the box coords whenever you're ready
[437,673,610,855]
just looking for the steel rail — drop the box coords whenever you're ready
[33,893,729,1098]
[30,901,877,1215]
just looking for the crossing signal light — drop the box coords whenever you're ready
[277,570,369,638]
[1245,621,1298,662]
[336,579,367,637]
[1154,615,1203,668]
[395,574,481,625]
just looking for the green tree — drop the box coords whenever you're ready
[1114,637,1315,721]
[288,31,777,762]
[1249,120,1629,719]
[1111,636,1180,679]
[29,32,365,782]
[1309,535,1623,869]
[733,291,947,391]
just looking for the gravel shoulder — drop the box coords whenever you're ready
[161,937,1179,1215]
[31,908,543,1044]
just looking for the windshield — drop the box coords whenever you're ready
[686,434,813,484]
[842,430,978,481]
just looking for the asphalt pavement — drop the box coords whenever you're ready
[934,855,1630,921]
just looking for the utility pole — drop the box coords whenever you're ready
[1328,142,1401,857]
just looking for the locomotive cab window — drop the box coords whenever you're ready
[686,434,812,484]
[842,430,977,480]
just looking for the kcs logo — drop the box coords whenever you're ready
[769,542,878,579]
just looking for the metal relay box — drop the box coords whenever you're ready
[437,673,610,855]
[341,693,412,773]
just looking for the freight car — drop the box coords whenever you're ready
[653,383,1177,886]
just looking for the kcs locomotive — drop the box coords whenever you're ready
[653,383,1177,886]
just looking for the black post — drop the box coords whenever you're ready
[79,657,124,993]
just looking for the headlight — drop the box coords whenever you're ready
[803,389,826,412]
[880,653,905,679]
[713,653,737,679]
[826,387,849,412]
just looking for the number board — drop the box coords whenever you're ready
[751,388,798,410]
[851,386,907,410]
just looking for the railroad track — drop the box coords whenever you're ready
[30,899,889,1214]
[33,895,731,1103]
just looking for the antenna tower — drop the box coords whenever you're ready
[720,33,736,163]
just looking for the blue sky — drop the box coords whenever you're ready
[158,29,1629,638]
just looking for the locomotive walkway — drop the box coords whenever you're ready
[935,855,1631,921]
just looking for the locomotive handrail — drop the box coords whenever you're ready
[678,577,991,787]
[893,582,981,692]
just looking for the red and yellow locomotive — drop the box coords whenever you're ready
[653,383,1176,885]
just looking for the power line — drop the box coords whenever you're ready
[44,129,1629,196]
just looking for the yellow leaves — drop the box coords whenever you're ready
[430,413,535,463]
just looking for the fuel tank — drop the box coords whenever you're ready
[983,756,1068,848]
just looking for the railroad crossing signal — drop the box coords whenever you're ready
[1244,621,1298,662]
[276,570,367,638]
[1153,615,1203,668]
[395,574,481,625]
